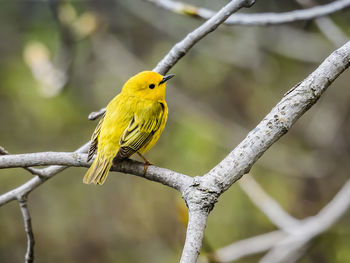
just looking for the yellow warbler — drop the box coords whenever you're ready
[83,71,174,185]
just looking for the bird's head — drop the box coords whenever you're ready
[122,71,174,101]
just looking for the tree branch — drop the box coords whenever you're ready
[147,0,350,26]
[213,231,286,262]
[0,142,90,206]
[260,179,350,263]
[0,146,45,177]
[239,176,300,232]
[18,199,35,263]
[180,209,209,263]
[296,0,349,47]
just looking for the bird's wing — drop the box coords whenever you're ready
[115,103,164,160]
[87,113,105,162]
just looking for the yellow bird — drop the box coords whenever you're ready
[83,71,174,185]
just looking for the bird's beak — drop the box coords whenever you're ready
[159,74,175,85]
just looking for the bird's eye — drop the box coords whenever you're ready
[149,84,155,89]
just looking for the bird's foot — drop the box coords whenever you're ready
[143,161,151,175]
[137,152,153,175]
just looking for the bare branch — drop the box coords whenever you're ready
[147,0,350,26]
[214,231,286,262]
[0,152,90,169]
[0,146,45,177]
[239,176,300,232]
[296,0,349,47]
[180,209,209,263]
[114,159,192,193]
[88,108,106,120]
[261,179,350,263]
[314,16,349,47]
[18,199,35,263]
[0,142,90,206]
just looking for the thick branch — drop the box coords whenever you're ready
[180,209,209,263]
[18,199,35,263]
[148,0,350,26]
[202,41,350,193]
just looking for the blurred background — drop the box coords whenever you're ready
[0,0,350,262]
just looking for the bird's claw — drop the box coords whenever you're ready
[143,161,153,175]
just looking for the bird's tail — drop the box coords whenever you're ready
[83,153,113,185]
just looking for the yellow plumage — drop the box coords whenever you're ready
[83,71,174,185]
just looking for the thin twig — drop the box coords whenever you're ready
[213,231,286,262]
[147,0,350,26]
[260,179,350,263]
[18,198,35,263]
[296,0,349,47]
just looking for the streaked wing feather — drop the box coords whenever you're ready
[115,103,164,161]
[87,113,105,162]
